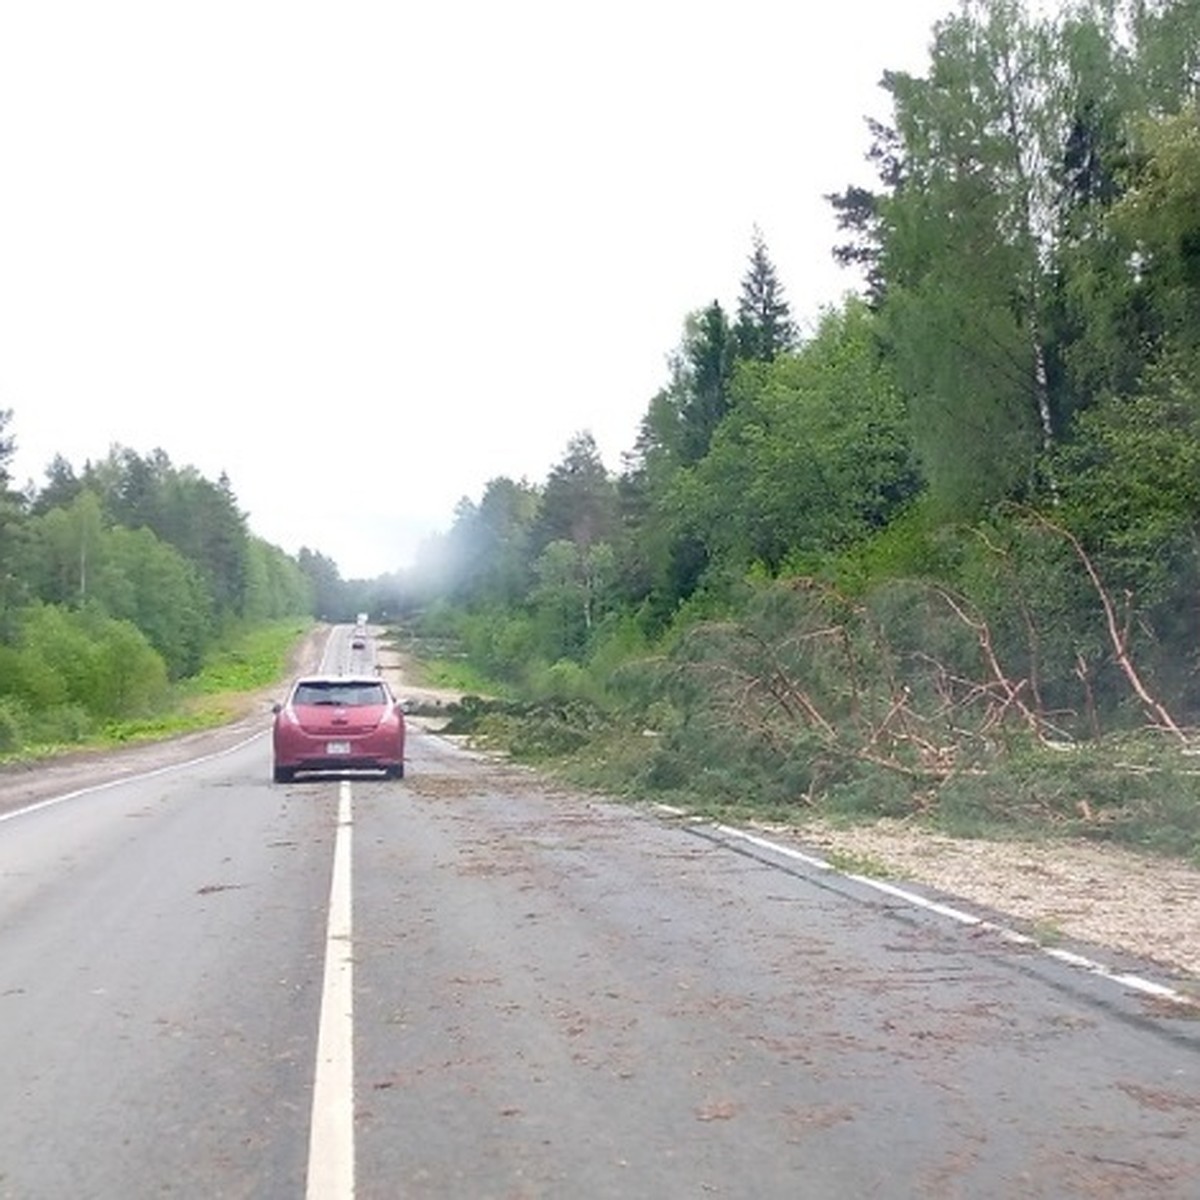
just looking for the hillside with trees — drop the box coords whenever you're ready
[407,0,1200,856]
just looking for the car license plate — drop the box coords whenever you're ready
[326,740,351,754]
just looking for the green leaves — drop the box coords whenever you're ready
[1054,346,1200,599]
[3,602,168,726]
[690,301,918,570]
[1112,101,1200,337]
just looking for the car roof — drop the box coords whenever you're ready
[290,674,389,688]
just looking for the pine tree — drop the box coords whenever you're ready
[535,432,617,551]
[680,302,738,463]
[734,229,796,362]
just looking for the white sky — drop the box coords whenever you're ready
[1,0,963,579]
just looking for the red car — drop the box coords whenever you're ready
[272,674,406,782]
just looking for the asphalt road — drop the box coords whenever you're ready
[1,631,1199,1198]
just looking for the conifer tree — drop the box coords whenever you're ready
[680,302,738,463]
[734,229,796,362]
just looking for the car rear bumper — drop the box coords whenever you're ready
[281,754,403,774]
[273,729,405,775]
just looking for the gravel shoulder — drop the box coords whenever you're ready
[767,817,1200,982]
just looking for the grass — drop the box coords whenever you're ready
[1029,916,1066,947]
[182,618,310,696]
[414,657,501,694]
[417,662,496,691]
[822,848,895,878]
[381,626,509,698]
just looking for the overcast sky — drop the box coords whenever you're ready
[2,0,965,579]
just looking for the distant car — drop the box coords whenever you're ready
[351,636,366,649]
[272,674,405,782]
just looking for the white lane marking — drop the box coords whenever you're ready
[0,730,269,824]
[307,779,356,1200]
[711,822,1198,1009]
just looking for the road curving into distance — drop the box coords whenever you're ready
[1,624,1199,1197]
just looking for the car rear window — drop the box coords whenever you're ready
[292,681,388,707]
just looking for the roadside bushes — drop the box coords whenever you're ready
[0,696,27,753]
[0,602,169,752]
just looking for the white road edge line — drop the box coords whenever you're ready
[711,822,1196,1009]
[0,730,269,824]
[307,779,356,1200]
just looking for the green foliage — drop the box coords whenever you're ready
[824,500,950,594]
[31,703,94,748]
[73,449,254,621]
[90,617,171,719]
[584,611,652,691]
[243,537,316,623]
[530,539,617,662]
[439,695,607,762]
[1047,349,1200,709]
[0,420,326,756]
[0,616,314,760]
[393,612,512,696]
[1112,101,1200,338]
[459,608,539,685]
[8,436,316,681]
[691,301,919,571]
[297,547,346,619]
[0,641,69,710]
[0,696,29,753]
[99,525,213,677]
[413,658,501,696]
[678,303,738,465]
[533,432,618,553]
[186,619,311,695]
[935,739,1200,859]
[505,700,602,760]
[887,280,1042,513]
[820,770,922,820]
[734,229,796,363]
[1054,357,1200,598]
[26,603,168,718]
[0,602,168,743]
[439,476,539,606]
[874,1,1060,512]
[528,659,592,703]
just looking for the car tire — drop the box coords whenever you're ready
[273,763,295,783]
[387,763,405,780]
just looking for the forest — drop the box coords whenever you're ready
[0,436,333,749]
[402,0,1200,851]
[3,0,1200,855]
